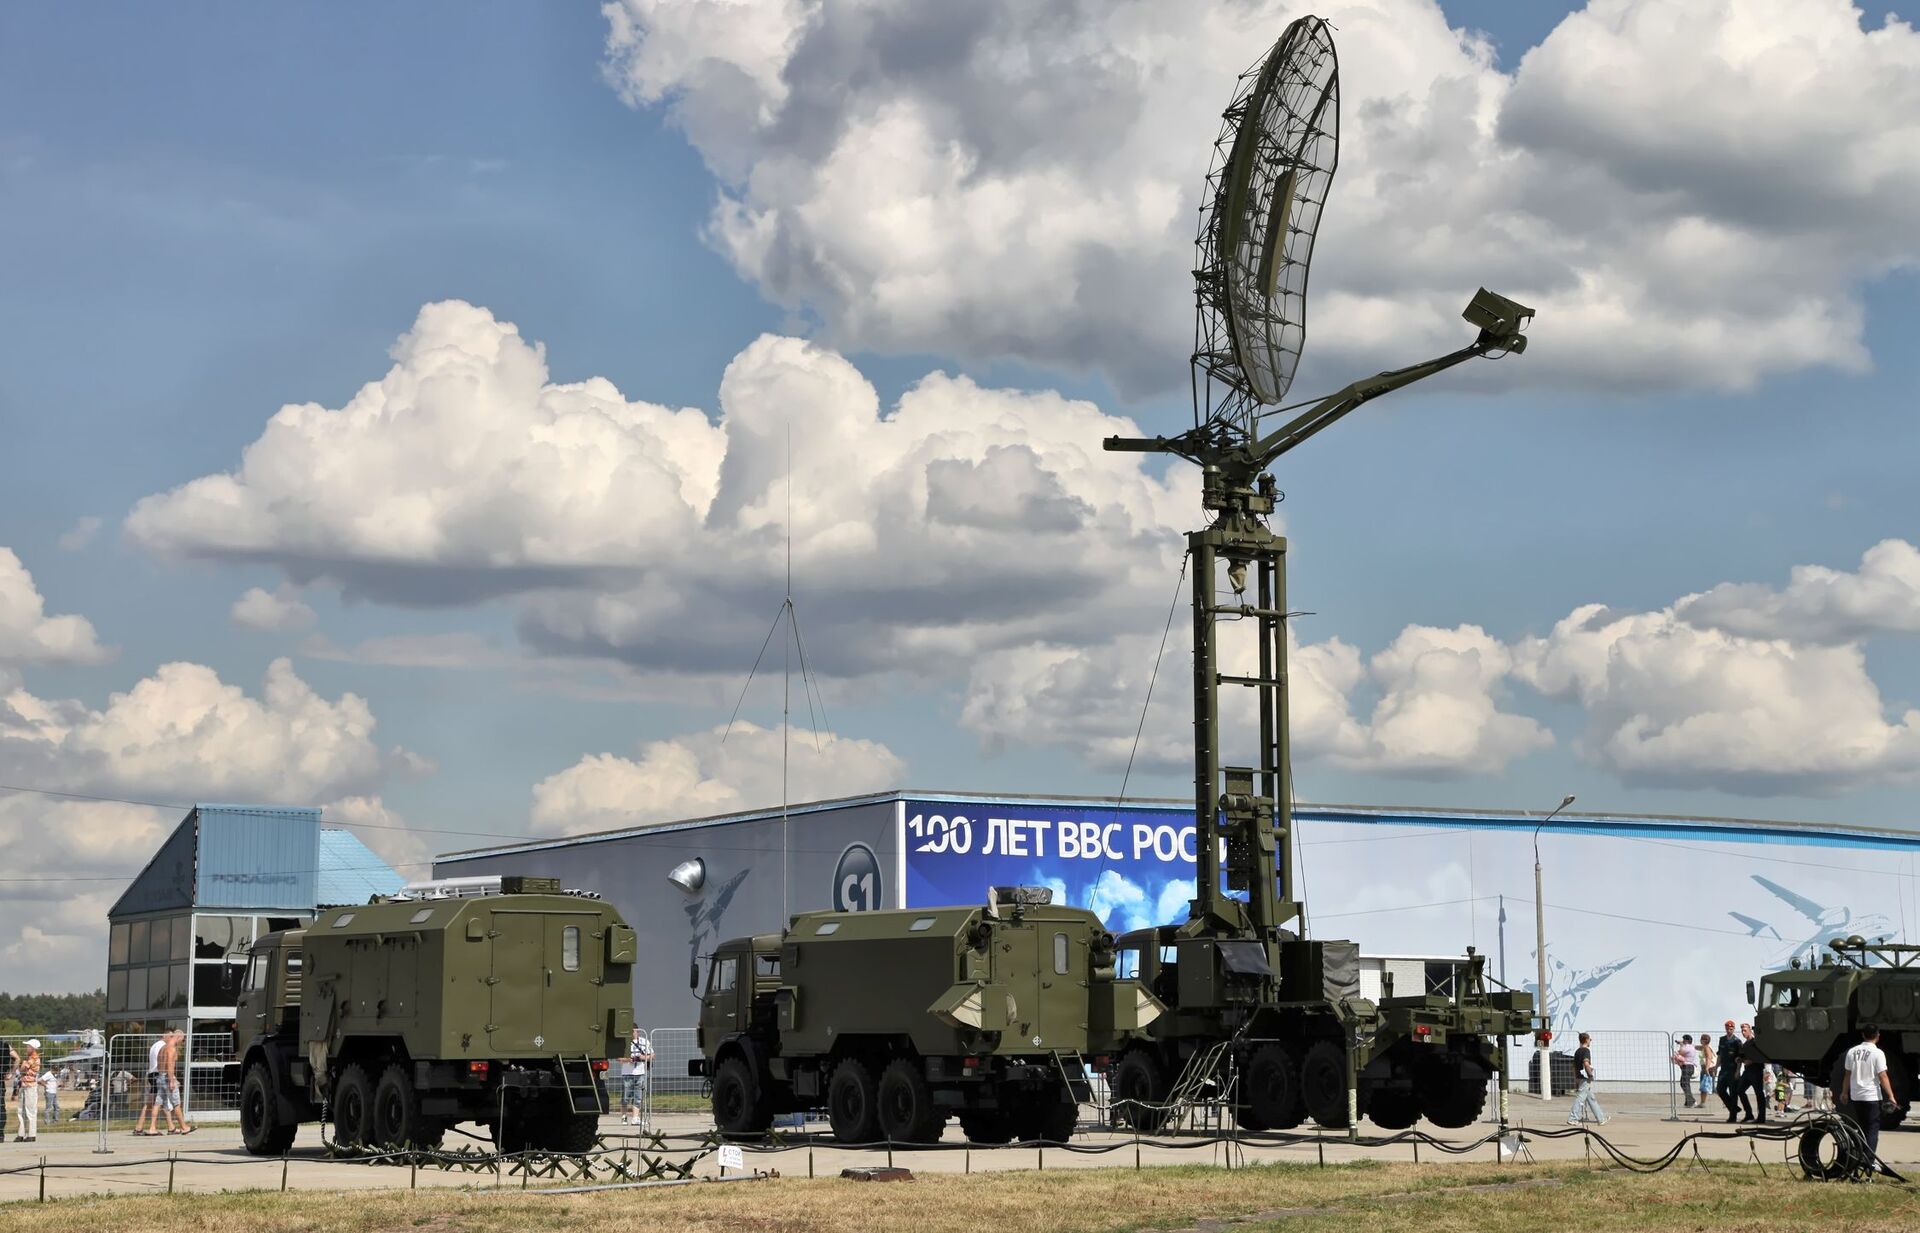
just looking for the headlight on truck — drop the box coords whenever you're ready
[1771,1008,1797,1032]
[1805,1009,1830,1033]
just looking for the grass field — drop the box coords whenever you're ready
[1,1160,1914,1233]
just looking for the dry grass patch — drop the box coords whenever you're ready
[0,1160,1914,1233]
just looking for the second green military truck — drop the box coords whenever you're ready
[693,886,1163,1143]
[232,876,635,1155]
[1751,935,1919,1123]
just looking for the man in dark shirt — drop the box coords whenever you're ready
[1566,1032,1606,1125]
[1738,1022,1768,1123]
[1716,1020,1744,1122]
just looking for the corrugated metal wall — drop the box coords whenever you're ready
[192,804,320,910]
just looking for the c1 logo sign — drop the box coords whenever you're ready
[832,843,882,912]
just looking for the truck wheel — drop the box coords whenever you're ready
[827,1057,881,1144]
[877,1059,944,1144]
[1243,1043,1305,1131]
[1029,1093,1078,1143]
[538,1111,602,1156]
[712,1056,772,1137]
[332,1063,374,1148]
[958,1111,1014,1144]
[240,1063,296,1157]
[1113,1050,1168,1132]
[1301,1040,1350,1129]
[1366,1086,1420,1131]
[373,1063,424,1149]
[1418,1058,1489,1129]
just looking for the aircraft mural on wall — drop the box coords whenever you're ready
[1727,875,1900,966]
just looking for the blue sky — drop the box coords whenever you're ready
[5,0,1920,973]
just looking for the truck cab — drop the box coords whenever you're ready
[694,935,781,1065]
[233,929,307,1059]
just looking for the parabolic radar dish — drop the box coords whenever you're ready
[1196,15,1340,423]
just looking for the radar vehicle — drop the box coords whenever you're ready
[230,876,635,1155]
[1751,935,1919,1124]
[692,886,1162,1143]
[1099,15,1536,1133]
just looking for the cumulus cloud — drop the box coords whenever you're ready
[1675,539,1920,644]
[961,618,1547,779]
[230,585,318,632]
[57,516,102,551]
[1514,603,1920,794]
[530,720,905,836]
[127,300,727,603]
[0,547,109,665]
[604,0,1920,392]
[0,657,423,990]
[129,301,1194,685]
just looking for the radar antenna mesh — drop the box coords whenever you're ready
[1192,16,1340,438]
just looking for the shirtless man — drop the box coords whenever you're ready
[160,1029,193,1135]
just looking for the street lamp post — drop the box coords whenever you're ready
[1533,794,1576,1099]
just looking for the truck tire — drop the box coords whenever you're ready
[1018,1093,1078,1143]
[712,1056,773,1137]
[1366,1086,1420,1131]
[958,1111,1015,1144]
[1302,1040,1351,1129]
[1113,1050,1168,1132]
[332,1064,375,1148]
[877,1059,944,1144]
[539,1111,602,1156]
[1243,1043,1305,1131]
[373,1063,424,1149]
[240,1063,296,1157]
[1418,1059,1489,1129]
[827,1057,881,1144]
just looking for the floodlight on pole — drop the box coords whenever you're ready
[1532,793,1575,1099]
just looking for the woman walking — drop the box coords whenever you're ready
[1697,1031,1716,1110]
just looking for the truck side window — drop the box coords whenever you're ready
[712,956,738,995]
[756,956,781,980]
[1054,933,1071,975]
[562,926,581,972]
[248,952,270,992]
[1117,947,1142,980]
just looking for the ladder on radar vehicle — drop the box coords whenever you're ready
[556,1055,607,1115]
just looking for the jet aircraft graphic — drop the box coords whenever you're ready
[1727,875,1899,966]
[1523,954,1634,1033]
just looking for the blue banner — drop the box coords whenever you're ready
[901,797,1237,933]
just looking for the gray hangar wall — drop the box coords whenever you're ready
[433,797,899,1031]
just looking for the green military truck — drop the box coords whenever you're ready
[231,876,636,1155]
[692,886,1163,1144]
[1751,935,1919,1124]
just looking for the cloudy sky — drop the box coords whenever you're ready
[5,0,1920,990]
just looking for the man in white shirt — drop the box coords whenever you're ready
[1843,1023,1897,1162]
[39,1067,59,1124]
[622,1026,654,1127]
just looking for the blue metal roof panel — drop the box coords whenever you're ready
[192,804,319,910]
[316,827,404,907]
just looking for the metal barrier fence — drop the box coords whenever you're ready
[1,1033,110,1139]
[645,1028,702,1099]
[85,1033,242,1150]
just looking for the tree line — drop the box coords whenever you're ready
[0,991,106,1036]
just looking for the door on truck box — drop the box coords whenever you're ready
[490,912,545,1051]
[544,913,604,1047]
[997,925,1043,1045]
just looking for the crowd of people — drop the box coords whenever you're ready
[0,1028,198,1141]
[1668,1020,1831,1123]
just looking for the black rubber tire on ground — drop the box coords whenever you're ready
[712,1056,772,1137]
[240,1063,296,1157]
[414,1119,449,1150]
[1367,1086,1420,1131]
[1418,1060,1490,1130]
[1244,1043,1306,1131]
[877,1058,944,1144]
[331,1063,375,1147]
[1112,1050,1168,1132]
[828,1057,881,1144]
[958,1111,1015,1144]
[1031,1094,1079,1143]
[537,1111,603,1156]
[372,1063,424,1149]
[1301,1040,1351,1129]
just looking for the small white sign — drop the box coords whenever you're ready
[717,1144,744,1171]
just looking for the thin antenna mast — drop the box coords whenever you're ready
[783,418,793,922]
